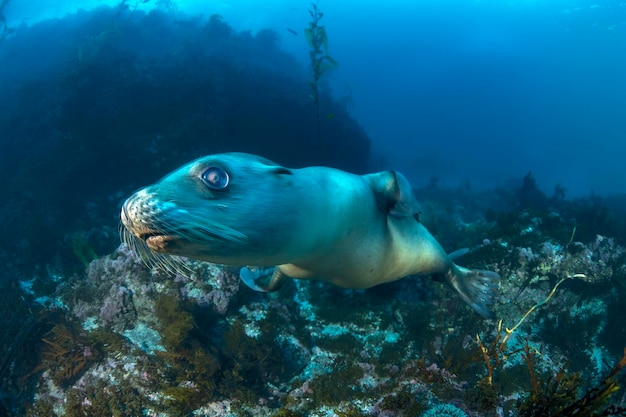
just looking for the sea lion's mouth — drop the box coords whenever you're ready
[143,232,178,252]
[120,224,193,277]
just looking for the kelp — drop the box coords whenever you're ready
[304,2,338,162]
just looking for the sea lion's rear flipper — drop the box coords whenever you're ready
[445,265,499,319]
[240,266,286,292]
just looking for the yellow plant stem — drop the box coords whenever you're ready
[477,273,587,385]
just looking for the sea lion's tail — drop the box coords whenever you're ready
[445,265,499,319]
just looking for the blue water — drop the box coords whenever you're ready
[3,0,625,195]
[1,3,626,415]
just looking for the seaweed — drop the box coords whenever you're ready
[219,317,293,404]
[0,280,47,417]
[66,230,99,267]
[152,294,220,414]
[305,2,338,161]
[36,319,99,388]
[518,346,626,416]
[154,294,196,348]
[476,273,586,385]
[64,378,149,417]
[465,378,499,414]
[151,294,300,413]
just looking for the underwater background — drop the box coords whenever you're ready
[1,1,625,416]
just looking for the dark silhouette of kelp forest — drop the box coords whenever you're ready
[0,6,371,277]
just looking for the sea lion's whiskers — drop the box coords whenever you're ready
[153,253,193,277]
[120,224,192,277]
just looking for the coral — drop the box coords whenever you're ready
[422,403,468,417]
[99,285,137,326]
[334,407,368,417]
[178,263,241,315]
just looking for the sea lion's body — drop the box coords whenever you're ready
[121,153,498,318]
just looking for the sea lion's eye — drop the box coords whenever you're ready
[201,167,229,190]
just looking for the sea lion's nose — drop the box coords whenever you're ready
[120,189,159,238]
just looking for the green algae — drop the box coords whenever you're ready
[67,230,99,268]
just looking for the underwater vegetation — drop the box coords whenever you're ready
[37,319,99,388]
[517,345,626,416]
[0,285,41,417]
[304,2,338,161]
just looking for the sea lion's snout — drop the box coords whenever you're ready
[120,171,249,261]
[120,188,181,252]
[121,189,160,238]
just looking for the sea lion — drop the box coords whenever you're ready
[120,153,499,318]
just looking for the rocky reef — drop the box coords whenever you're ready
[8,177,626,417]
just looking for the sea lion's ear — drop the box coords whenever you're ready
[366,171,420,219]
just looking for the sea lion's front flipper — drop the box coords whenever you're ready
[445,265,500,319]
[366,170,421,219]
[448,248,470,260]
[240,266,286,292]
